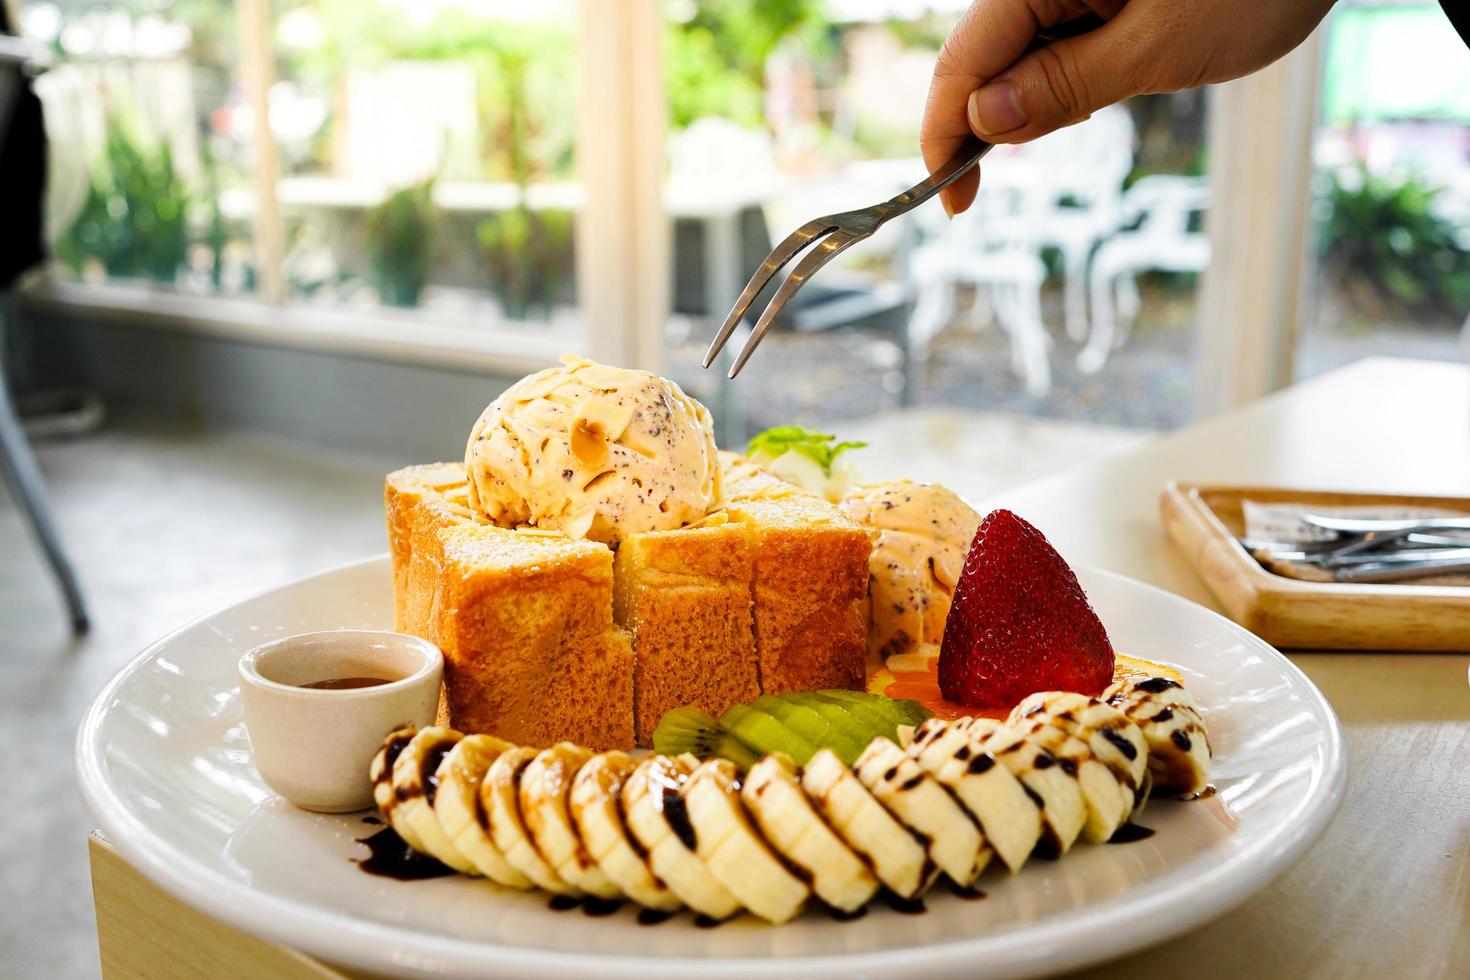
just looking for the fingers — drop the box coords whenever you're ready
[921,0,1098,215]
[967,10,1146,143]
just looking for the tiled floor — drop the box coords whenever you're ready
[0,408,1147,978]
[1,416,392,979]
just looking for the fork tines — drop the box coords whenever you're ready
[704,133,992,378]
[702,218,863,378]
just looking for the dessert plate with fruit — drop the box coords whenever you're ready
[77,359,1345,978]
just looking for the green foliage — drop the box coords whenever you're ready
[277,2,575,182]
[366,179,438,308]
[666,25,765,128]
[747,425,865,475]
[476,207,573,322]
[879,15,951,50]
[56,118,190,283]
[1320,167,1470,316]
[681,0,829,79]
[666,0,830,128]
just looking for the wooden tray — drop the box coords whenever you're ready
[1160,482,1470,651]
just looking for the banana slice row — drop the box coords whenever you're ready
[367,675,1210,924]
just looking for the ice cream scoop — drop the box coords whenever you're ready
[839,481,981,662]
[465,356,719,544]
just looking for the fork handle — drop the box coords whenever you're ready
[880,9,1108,218]
[883,134,993,217]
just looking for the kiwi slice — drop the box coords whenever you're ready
[793,698,873,764]
[652,706,759,767]
[820,689,932,728]
[887,698,933,728]
[752,695,846,761]
[720,704,819,766]
[810,692,896,742]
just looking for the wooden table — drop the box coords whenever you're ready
[89,357,1470,978]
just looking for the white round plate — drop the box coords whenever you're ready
[77,557,1344,979]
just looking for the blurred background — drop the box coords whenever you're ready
[14,0,1469,463]
[1,3,1467,975]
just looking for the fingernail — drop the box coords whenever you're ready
[941,194,955,220]
[968,83,1027,136]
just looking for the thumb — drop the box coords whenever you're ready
[967,24,1142,143]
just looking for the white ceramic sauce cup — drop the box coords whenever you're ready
[239,629,442,812]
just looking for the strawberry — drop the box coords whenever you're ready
[938,509,1113,709]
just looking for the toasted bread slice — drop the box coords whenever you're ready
[386,466,635,749]
[616,521,760,745]
[385,462,478,639]
[720,455,869,695]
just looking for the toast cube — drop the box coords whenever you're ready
[616,520,759,745]
[721,456,870,694]
[385,463,477,635]
[435,525,634,749]
[385,465,635,749]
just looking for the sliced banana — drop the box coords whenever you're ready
[521,743,623,899]
[957,717,1087,857]
[623,754,741,920]
[570,751,681,911]
[370,726,418,841]
[1012,692,1150,816]
[1104,676,1212,797]
[482,745,578,894]
[802,748,932,898]
[905,718,1041,872]
[364,669,1215,923]
[1013,692,1148,786]
[854,736,990,886]
[1005,713,1129,844]
[389,727,478,873]
[742,753,877,913]
[686,758,810,924]
[433,734,533,888]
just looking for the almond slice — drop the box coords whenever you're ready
[574,363,638,389]
[560,507,597,540]
[575,398,635,443]
[514,368,573,400]
[569,417,610,469]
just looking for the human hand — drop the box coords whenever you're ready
[922,0,1338,216]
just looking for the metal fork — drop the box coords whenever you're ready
[702,133,993,378]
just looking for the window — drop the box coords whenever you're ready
[29,0,1316,471]
[1296,0,1470,381]
[33,0,257,295]
[30,0,587,357]
[270,1,580,329]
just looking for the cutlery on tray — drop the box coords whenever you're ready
[1242,513,1470,583]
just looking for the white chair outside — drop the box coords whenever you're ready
[1079,174,1211,375]
[1009,105,1136,343]
[907,178,1051,396]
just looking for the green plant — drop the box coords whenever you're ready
[477,207,572,321]
[279,2,576,182]
[366,178,438,307]
[666,0,830,128]
[746,426,865,474]
[199,136,228,290]
[1319,167,1470,317]
[666,24,766,128]
[57,118,191,283]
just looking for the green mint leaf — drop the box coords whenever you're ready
[746,426,866,476]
